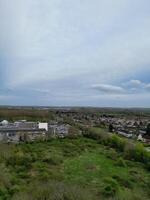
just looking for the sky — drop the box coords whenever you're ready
[0,0,150,107]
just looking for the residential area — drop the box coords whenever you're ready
[0,109,149,144]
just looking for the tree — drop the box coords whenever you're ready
[146,123,150,135]
[68,126,80,138]
[109,124,114,132]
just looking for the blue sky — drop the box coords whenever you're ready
[0,0,150,107]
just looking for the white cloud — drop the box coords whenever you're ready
[145,84,150,91]
[128,80,142,87]
[92,80,150,95]
[91,84,125,94]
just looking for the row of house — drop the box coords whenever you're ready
[53,110,150,144]
[107,120,150,144]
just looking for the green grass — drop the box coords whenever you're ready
[90,127,109,134]
[0,137,150,199]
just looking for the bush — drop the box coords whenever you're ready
[9,185,20,195]
[12,181,94,200]
[109,135,126,152]
[145,161,150,171]
[102,177,119,197]
[115,157,127,167]
[112,175,133,189]
[0,187,10,200]
[42,154,63,165]
[6,152,32,169]
[39,172,50,181]
[124,143,150,165]
[0,164,11,188]
[83,128,109,142]
[106,149,118,160]
[83,129,150,170]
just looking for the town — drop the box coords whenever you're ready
[0,108,149,144]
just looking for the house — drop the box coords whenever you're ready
[137,134,146,142]
[137,133,150,144]
[0,121,48,143]
[49,124,70,138]
[143,135,150,144]
[117,130,133,138]
[14,121,38,129]
[0,128,47,143]
[139,130,146,135]
[0,120,9,126]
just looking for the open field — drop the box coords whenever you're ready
[0,137,150,200]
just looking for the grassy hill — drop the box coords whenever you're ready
[0,137,150,200]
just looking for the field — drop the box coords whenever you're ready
[0,137,150,200]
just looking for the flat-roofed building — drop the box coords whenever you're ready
[38,123,48,131]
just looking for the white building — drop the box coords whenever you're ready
[38,123,48,131]
[1,120,9,126]
[137,134,146,142]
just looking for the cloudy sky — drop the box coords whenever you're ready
[0,0,150,107]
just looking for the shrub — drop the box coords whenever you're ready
[145,161,150,171]
[112,175,133,189]
[115,157,127,167]
[102,177,119,197]
[106,149,118,160]
[39,172,50,181]
[83,129,150,170]
[9,185,20,196]
[12,181,94,200]
[6,152,32,169]
[124,143,150,165]
[109,135,126,152]
[42,154,63,165]
[0,187,10,200]
[134,144,150,163]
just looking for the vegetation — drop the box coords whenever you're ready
[146,123,150,135]
[83,127,150,169]
[0,107,150,122]
[0,108,55,121]
[0,136,150,200]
